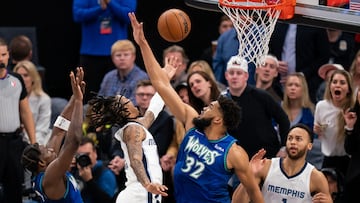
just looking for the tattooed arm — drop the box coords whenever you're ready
[123,124,168,196]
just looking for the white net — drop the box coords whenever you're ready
[219,0,281,66]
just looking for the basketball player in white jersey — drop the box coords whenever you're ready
[87,92,168,203]
[233,123,333,203]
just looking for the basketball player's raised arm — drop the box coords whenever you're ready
[42,68,84,199]
[129,12,198,129]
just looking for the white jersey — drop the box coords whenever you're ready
[114,122,162,203]
[262,158,314,203]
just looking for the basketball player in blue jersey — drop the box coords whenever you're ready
[233,123,333,203]
[21,67,85,202]
[86,92,168,203]
[129,12,264,203]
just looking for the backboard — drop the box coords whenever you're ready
[185,0,360,33]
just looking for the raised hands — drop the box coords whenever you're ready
[128,12,146,46]
[162,56,178,80]
[343,108,357,129]
[70,67,85,101]
[250,148,267,177]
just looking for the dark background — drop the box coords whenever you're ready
[1,0,224,99]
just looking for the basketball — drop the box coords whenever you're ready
[157,9,191,42]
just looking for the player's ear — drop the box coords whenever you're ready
[38,159,46,168]
[307,142,313,151]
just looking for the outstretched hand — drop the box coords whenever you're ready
[145,182,168,197]
[250,148,267,176]
[162,56,178,80]
[70,67,84,101]
[128,12,146,46]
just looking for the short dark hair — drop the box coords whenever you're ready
[217,95,241,131]
[22,143,41,173]
[9,35,32,61]
[289,123,314,143]
[136,79,152,89]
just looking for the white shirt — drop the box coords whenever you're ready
[314,100,347,156]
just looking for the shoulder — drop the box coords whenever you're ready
[227,143,249,168]
[310,167,330,193]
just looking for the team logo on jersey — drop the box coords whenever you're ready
[184,136,221,165]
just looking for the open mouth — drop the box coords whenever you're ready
[334,90,341,95]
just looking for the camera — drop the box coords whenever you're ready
[75,153,92,167]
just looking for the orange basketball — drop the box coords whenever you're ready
[157,9,191,42]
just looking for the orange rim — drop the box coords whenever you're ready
[218,0,287,9]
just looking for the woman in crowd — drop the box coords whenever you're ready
[14,60,51,145]
[314,69,354,176]
[186,70,220,114]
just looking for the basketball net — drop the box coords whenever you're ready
[218,0,295,66]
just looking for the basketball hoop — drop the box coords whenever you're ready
[218,0,295,66]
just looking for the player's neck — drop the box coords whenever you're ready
[203,125,226,140]
[282,157,306,176]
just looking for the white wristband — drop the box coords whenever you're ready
[147,92,165,119]
[54,116,71,131]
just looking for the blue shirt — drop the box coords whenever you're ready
[173,128,236,203]
[73,0,137,56]
[98,65,148,105]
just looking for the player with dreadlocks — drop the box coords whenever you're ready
[21,67,85,202]
[87,90,168,203]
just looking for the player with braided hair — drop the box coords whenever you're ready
[87,90,168,203]
[22,67,85,202]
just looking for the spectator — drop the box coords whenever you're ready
[188,60,226,91]
[73,0,137,102]
[163,45,189,88]
[314,69,353,176]
[223,55,290,159]
[8,35,46,87]
[187,71,221,114]
[0,37,35,203]
[72,136,118,203]
[326,28,355,70]
[255,54,283,103]
[174,82,189,104]
[268,23,330,103]
[98,39,148,105]
[200,15,233,66]
[316,63,345,103]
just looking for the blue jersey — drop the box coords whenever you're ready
[33,171,83,203]
[173,128,236,203]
